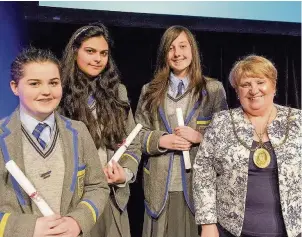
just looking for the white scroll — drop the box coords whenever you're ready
[108,123,143,166]
[5,160,55,216]
[176,108,192,170]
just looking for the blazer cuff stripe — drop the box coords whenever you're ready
[196,120,211,125]
[122,152,139,164]
[0,213,11,237]
[81,199,98,223]
[143,167,150,175]
[145,131,153,154]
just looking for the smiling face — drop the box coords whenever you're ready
[167,31,192,78]
[237,76,276,115]
[10,61,62,121]
[76,36,109,77]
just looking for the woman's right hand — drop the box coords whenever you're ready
[201,224,219,237]
[159,134,192,151]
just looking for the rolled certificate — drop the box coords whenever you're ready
[5,160,55,216]
[176,108,192,170]
[108,123,143,166]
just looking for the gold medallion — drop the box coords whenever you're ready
[253,148,271,168]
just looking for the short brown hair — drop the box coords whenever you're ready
[229,55,277,89]
[11,47,60,84]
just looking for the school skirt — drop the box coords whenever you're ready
[142,191,199,237]
[90,197,130,237]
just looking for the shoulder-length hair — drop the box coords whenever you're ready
[143,25,206,115]
[60,23,129,150]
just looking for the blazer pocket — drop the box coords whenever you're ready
[77,164,86,198]
[196,116,212,132]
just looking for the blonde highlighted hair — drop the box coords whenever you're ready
[229,55,277,89]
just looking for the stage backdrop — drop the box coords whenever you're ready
[40,1,301,23]
[24,3,301,237]
[0,2,27,118]
[1,2,301,236]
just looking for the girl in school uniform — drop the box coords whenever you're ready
[135,25,228,237]
[60,23,141,237]
[0,47,109,237]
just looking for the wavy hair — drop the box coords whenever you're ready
[143,25,206,115]
[60,23,129,150]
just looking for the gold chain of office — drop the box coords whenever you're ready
[229,107,291,168]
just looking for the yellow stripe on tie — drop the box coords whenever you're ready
[121,154,138,164]
[146,131,153,154]
[143,167,150,175]
[0,213,11,237]
[197,120,211,125]
[81,201,96,223]
[77,169,85,177]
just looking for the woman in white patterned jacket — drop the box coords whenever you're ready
[193,55,301,237]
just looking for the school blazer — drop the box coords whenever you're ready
[107,84,142,212]
[0,108,110,237]
[135,77,228,218]
[193,105,302,237]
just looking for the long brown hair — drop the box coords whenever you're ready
[143,25,206,115]
[60,23,129,150]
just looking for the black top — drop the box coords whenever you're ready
[241,141,287,237]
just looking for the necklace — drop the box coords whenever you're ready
[248,108,273,168]
[229,107,291,169]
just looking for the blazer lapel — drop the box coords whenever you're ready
[268,105,290,147]
[0,108,32,213]
[184,91,201,126]
[232,108,254,148]
[159,93,172,134]
[55,113,78,215]
[158,90,200,132]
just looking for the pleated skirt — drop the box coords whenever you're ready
[142,191,199,237]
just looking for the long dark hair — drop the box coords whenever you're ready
[60,23,129,150]
[143,25,206,115]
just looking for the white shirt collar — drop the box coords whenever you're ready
[169,72,189,93]
[19,106,55,134]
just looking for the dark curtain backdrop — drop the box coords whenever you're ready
[26,22,301,112]
[26,21,301,237]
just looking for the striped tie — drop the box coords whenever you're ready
[32,123,48,149]
[176,81,184,98]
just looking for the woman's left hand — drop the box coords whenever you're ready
[174,126,202,144]
[103,160,126,185]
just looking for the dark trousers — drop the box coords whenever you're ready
[198,223,236,237]
[217,223,236,237]
[217,223,298,237]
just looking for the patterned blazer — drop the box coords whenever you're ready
[193,105,301,237]
[135,77,228,218]
[0,108,110,237]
